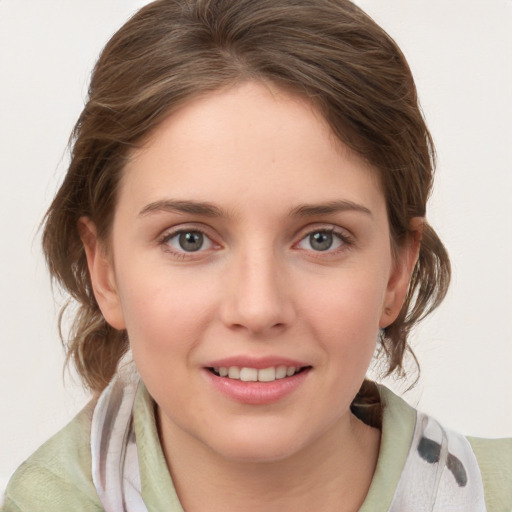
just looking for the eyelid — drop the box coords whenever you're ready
[293,223,355,253]
[158,221,218,241]
[158,224,222,257]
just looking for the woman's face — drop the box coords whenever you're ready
[87,81,415,462]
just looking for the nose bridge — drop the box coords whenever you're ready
[221,238,293,334]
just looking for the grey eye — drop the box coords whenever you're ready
[309,231,334,251]
[165,230,213,253]
[297,229,344,252]
[178,231,204,252]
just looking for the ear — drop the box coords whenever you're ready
[379,218,424,328]
[78,217,126,330]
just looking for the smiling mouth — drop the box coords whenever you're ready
[208,366,311,382]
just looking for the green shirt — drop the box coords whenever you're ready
[3,385,511,511]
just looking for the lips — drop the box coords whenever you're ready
[209,365,304,382]
[204,357,312,404]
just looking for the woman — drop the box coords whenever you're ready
[4,1,511,510]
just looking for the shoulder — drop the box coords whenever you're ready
[467,436,512,511]
[3,400,103,512]
[378,385,512,512]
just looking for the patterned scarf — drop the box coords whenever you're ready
[91,374,487,511]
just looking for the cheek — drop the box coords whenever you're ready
[303,269,388,333]
[299,267,389,370]
[115,265,219,360]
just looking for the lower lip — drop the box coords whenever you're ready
[203,368,311,405]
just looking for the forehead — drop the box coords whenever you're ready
[119,81,384,218]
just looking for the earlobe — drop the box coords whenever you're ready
[379,218,424,328]
[78,217,126,330]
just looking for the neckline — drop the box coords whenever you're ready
[358,385,417,511]
[133,382,416,511]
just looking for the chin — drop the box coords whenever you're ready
[216,440,303,464]
[202,423,313,464]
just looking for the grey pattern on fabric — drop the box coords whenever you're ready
[91,370,147,512]
[91,374,487,512]
[389,412,486,511]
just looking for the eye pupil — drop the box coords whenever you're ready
[310,231,333,251]
[179,231,203,252]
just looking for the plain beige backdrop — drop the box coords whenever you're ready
[1,0,511,493]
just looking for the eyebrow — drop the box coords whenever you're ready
[138,199,225,218]
[290,200,372,218]
[138,198,372,219]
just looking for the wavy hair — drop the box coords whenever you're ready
[42,0,450,412]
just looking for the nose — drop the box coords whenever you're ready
[219,247,296,336]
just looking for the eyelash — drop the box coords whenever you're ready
[158,227,216,260]
[294,227,354,257]
[157,225,354,260]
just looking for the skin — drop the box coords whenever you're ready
[81,81,420,511]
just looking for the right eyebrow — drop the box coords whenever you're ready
[289,200,373,218]
[138,199,226,218]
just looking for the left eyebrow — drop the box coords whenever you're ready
[289,200,373,218]
[138,199,226,218]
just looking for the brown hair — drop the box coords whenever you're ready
[42,0,450,402]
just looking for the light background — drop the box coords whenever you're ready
[1,0,511,493]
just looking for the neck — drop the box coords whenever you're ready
[158,410,380,512]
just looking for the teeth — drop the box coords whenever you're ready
[228,367,240,379]
[286,366,296,377]
[276,365,287,379]
[258,367,276,382]
[214,366,301,382]
[240,368,258,382]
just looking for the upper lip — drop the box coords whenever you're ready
[205,356,310,370]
